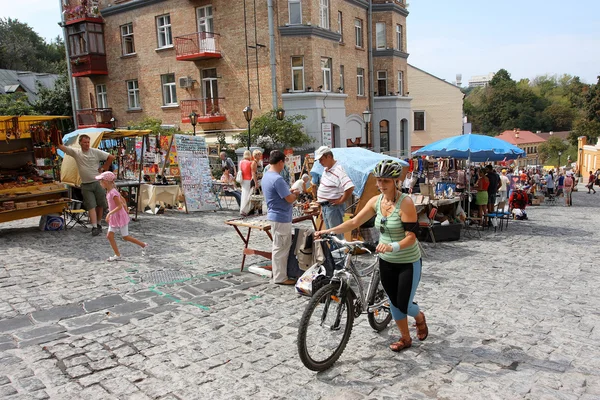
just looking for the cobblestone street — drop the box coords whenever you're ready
[0,187,599,399]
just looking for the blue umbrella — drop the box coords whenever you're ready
[412,133,525,163]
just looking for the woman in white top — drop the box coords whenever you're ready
[499,169,510,202]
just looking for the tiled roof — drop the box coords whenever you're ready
[496,130,546,145]
[0,69,60,103]
[536,131,570,141]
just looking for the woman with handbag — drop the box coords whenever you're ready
[239,150,254,215]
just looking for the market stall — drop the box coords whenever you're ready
[0,116,72,227]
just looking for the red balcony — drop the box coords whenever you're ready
[66,17,108,77]
[181,99,226,123]
[175,32,222,61]
[70,54,108,77]
[76,108,113,128]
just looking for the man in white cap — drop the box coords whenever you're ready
[314,146,354,237]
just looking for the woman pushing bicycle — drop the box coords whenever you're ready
[315,159,428,352]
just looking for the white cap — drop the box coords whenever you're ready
[315,146,332,160]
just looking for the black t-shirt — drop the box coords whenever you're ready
[487,171,499,194]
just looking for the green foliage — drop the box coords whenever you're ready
[569,119,600,146]
[0,18,65,73]
[32,74,72,117]
[537,136,569,164]
[129,117,180,135]
[216,131,236,160]
[585,76,600,123]
[233,110,313,151]
[0,92,33,115]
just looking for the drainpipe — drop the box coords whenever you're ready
[58,0,79,128]
[267,0,277,110]
[367,0,376,151]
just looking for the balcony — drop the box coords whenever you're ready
[76,108,113,129]
[70,55,108,77]
[181,99,226,123]
[175,32,222,61]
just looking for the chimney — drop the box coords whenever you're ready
[515,128,520,139]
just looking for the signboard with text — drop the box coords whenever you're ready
[321,123,332,147]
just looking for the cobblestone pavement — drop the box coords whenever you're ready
[0,187,599,399]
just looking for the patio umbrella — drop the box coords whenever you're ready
[412,133,525,162]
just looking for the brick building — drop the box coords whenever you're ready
[61,0,412,152]
[496,129,546,167]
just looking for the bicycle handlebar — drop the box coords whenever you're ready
[316,234,377,253]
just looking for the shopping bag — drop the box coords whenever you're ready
[295,264,327,297]
[235,169,243,184]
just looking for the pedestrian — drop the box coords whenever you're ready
[219,151,236,175]
[261,150,299,285]
[556,172,565,198]
[474,169,489,226]
[315,160,428,352]
[58,134,115,236]
[95,172,148,262]
[499,169,510,204]
[486,165,501,215]
[239,150,254,216]
[220,167,241,206]
[564,172,574,206]
[587,171,597,194]
[314,146,355,238]
[251,149,264,194]
[545,170,555,196]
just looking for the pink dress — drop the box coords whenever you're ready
[106,188,130,228]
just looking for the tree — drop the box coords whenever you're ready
[32,74,72,117]
[129,117,180,135]
[537,136,569,164]
[585,76,600,123]
[233,110,313,151]
[0,92,33,115]
[569,118,600,146]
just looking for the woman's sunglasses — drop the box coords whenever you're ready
[380,217,387,234]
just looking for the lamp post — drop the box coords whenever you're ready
[362,109,372,149]
[558,151,562,170]
[578,147,583,177]
[110,117,116,130]
[243,106,253,149]
[189,112,198,136]
[276,108,285,121]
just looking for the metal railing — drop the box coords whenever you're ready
[180,98,225,123]
[76,108,113,127]
[175,32,221,60]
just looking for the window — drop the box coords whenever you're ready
[96,84,108,108]
[197,5,214,32]
[396,24,403,51]
[337,11,343,42]
[121,23,135,55]
[202,68,219,114]
[161,73,177,106]
[321,57,332,92]
[377,71,387,96]
[397,71,403,95]
[354,19,363,47]
[127,80,140,109]
[68,23,105,56]
[291,56,304,91]
[319,0,329,29]
[357,68,364,96]
[376,22,386,50]
[380,120,389,153]
[414,111,425,131]
[288,0,302,25]
[87,23,105,54]
[339,65,345,92]
[156,14,172,48]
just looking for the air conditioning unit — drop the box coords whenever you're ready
[178,77,194,88]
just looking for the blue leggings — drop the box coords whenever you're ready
[379,258,422,321]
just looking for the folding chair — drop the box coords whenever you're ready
[64,199,90,230]
[484,201,507,232]
[419,207,437,247]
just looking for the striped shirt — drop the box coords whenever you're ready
[317,162,354,201]
[374,194,421,264]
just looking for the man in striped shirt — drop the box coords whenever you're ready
[314,146,355,238]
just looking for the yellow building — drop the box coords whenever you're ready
[577,136,600,178]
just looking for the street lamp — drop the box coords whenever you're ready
[276,108,285,121]
[189,112,198,136]
[558,151,562,169]
[578,147,583,177]
[362,109,372,149]
[243,106,253,150]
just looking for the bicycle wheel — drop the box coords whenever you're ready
[297,283,354,371]
[367,270,392,332]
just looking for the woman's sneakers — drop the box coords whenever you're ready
[142,243,150,256]
[107,255,121,262]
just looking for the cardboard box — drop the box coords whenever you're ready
[531,198,541,206]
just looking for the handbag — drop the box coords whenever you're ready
[235,169,242,184]
[295,264,328,297]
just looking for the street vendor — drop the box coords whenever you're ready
[314,146,355,238]
[58,134,115,236]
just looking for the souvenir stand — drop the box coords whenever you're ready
[0,116,72,226]
[59,128,152,220]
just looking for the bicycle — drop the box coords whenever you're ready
[297,234,392,371]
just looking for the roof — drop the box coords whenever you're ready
[536,131,570,141]
[408,64,463,92]
[496,130,546,145]
[0,69,60,103]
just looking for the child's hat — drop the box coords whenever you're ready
[95,171,116,181]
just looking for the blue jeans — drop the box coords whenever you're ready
[322,203,345,238]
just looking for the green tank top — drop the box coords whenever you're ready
[374,193,421,264]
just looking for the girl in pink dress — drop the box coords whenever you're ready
[95,171,148,262]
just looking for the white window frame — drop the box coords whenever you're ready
[337,11,343,42]
[377,70,387,96]
[397,71,403,95]
[414,111,426,131]
[376,22,386,50]
[288,0,302,25]
[127,80,140,109]
[156,14,172,48]
[396,24,403,51]
[319,0,329,29]
[291,56,305,92]
[96,84,108,108]
[121,23,135,56]
[354,19,363,48]
[196,5,214,33]
[357,68,364,96]
[321,57,332,92]
[339,65,344,92]
[161,74,178,106]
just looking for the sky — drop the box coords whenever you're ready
[2,0,599,85]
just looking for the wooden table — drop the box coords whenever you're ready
[0,185,70,226]
[225,212,319,271]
